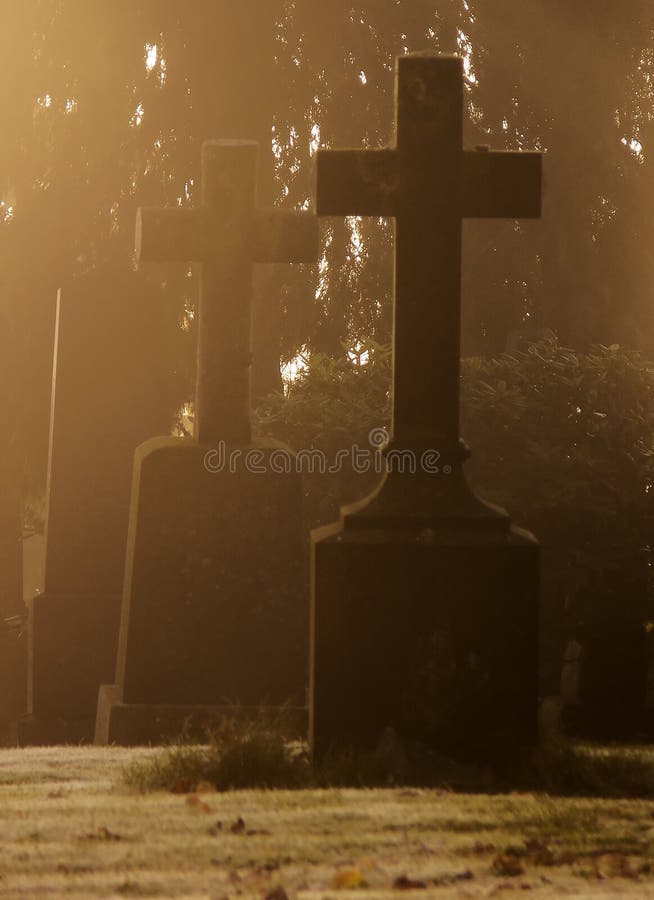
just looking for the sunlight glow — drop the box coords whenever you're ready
[282,350,310,388]
[145,44,158,72]
[622,136,644,160]
[347,216,365,263]
[130,102,145,128]
[457,30,477,86]
[0,202,15,225]
[309,122,321,157]
[348,343,370,366]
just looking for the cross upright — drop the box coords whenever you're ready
[318,53,542,469]
[137,140,320,445]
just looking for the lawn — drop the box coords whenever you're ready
[1,746,654,897]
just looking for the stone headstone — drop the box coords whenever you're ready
[311,53,543,760]
[562,560,650,739]
[22,274,172,744]
[95,141,319,746]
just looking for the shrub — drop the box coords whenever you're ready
[255,339,654,696]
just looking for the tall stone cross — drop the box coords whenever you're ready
[137,139,320,444]
[311,53,543,760]
[318,53,542,468]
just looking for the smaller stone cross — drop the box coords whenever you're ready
[137,140,320,444]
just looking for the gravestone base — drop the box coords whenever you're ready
[22,592,121,745]
[311,475,539,761]
[96,685,308,746]
[95,437,308,746]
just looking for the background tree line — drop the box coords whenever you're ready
[1,1,654,706]
[2,1,654,490]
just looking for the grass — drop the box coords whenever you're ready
[3,744,654,897]
[123,716,654,800]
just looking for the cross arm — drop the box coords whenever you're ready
[463,150,542,219]
[255,210,321,264]
[316,149,398,217]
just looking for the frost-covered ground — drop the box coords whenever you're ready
[1,746,654,898]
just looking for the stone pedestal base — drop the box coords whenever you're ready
[96,684,308,746]
[23,592,121,744]
[311,498,539,760]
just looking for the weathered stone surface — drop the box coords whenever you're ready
[96,142,318,744]
[311,524,539,759]
[23,276,171,744]
[311,53,543,758]
[119,438,306,706]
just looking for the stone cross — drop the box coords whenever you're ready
[310,53,543,760]
[137,140,320,445]
[317,53,542,462]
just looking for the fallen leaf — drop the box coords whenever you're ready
[393,874,427,890]
[171,777,193,795]
[431,870,474,887]
[493,855,525,878]
[78,825,123,842]
[595,853,637,880]
[332,867,368,889]
[230,817,247,834]
[186,795,212,814]
[472,842,496,855]
[265,889,289,900]
[524,839,555,866]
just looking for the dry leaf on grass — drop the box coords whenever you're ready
[393,874,427,890]
[186,795,212,814]
[228,816,271,836]
[77,825,123,842]
[524,839,555,866]
[594,853,638,880]
[471,842,496,856]
[492,855,525,878]
[265,888,289,900]
[332,866,368,889]
[431,870,474,887]
[171,778,194,795]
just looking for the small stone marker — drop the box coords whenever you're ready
[21,279,171,745]
[96,140,319,745]
[311,53,543,758]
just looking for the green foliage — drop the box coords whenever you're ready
[256,339,654,691]
[462,340,654,544]
[124,714,654,798]
[124,715,311,794]
[532,737,654,799]
[256,343,392,526]
[257,338,654,547]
